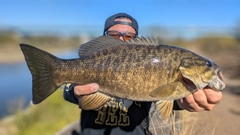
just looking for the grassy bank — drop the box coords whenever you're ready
[0,88,80,135]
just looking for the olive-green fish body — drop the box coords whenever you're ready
[20,36,225,121]
[55,45,189,100]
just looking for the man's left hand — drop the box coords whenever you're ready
[177,87,222,112]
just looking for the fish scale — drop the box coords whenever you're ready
[50,45,199,100]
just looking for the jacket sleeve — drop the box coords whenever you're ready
[63,83,78,105]
[173,100,182,110]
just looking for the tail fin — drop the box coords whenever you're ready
[20,44,60,104]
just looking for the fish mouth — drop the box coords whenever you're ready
[181,70,226,91]
[207,70,226,91]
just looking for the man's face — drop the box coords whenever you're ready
[107,18,136,41]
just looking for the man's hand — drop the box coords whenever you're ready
[74,83,99,98]
[177,87,222,112]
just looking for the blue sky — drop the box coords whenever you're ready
[0,0,239,36]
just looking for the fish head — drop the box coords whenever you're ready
[179,58,225,91]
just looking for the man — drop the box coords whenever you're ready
[64,13,222,135]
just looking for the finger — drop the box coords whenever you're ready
[183,94,205,112]
[203,88,222,104]
[74,83,99,96]
[192,89,220,111]
[177,95,204,112]
[192,90,209,108]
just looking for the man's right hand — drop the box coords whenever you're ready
[74,83,99,98]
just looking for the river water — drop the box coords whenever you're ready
[0,50,78,118]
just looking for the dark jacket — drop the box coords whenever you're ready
[64,84,183,135]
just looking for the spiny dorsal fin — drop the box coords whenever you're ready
[78,36,159,58]
[126,37,159,46]
[78,36,126,58]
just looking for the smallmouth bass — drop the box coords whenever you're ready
[20,36,225,120]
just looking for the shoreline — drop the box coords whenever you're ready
[0,46,76,65]
[0,47,25,64]
[0,57,24,65]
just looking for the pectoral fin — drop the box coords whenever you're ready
[79,92,112,110]
[149,82,192,100]
[156,100,174,122]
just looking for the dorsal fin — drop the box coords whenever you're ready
[78,36,125,58]
[78,36,159,58]
[126,36,159,46]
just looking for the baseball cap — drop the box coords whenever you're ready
[103,13,138,35]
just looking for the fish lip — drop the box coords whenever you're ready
[207,78,226,91]
[206,69,226,91]
[207,81,225,91]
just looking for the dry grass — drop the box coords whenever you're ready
[182,111,219,135]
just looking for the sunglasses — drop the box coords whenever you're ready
[105,30,136,41]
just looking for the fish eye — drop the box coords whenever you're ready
[206,61,212,67]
